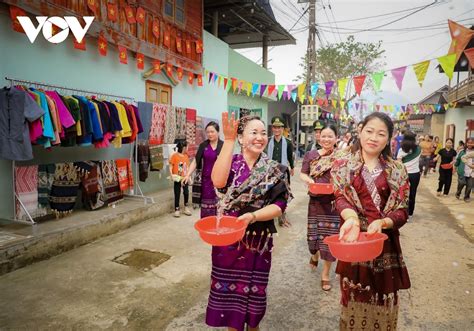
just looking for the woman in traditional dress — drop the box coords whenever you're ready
[331,112,410,330]
[184,121,223,218]
[300,123,340,291]
[206,113,292,331]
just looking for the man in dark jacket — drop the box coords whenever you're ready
[306,120,325,152]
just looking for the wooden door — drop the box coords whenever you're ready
[146,80,172,104]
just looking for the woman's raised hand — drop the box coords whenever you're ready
[222,112,238,141]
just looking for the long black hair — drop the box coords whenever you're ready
[352,112,394,159]
[174,139,187,153]
[401,131,417,153]
[205,121,220,132]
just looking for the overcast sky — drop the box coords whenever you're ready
[236,0,474,105]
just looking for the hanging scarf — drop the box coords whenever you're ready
[137,140,150,181]
[266,136,288,166]
[331,151,409,228]
[175,106,187,140]
[100,160,123,204]
[218,154,293,215]
[38,164,56,207]
[186,108,197,157]
[401,146,421,163]
[149,103,167,145]
[81,162,105,211]
[15,165,39,220]
[164,105,176,144]
[115,159,134,191]
[149,144,164,171]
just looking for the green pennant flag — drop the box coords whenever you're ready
[277,85,285,100]
[438,53,456,80]
[371,71,384,91]
[338,78,349,100]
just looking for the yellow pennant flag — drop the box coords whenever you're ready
[340,100,345,109]
[412,60,430,87]
[308,96,313,105]
[331,99,337,108]
[297,83,306,104]
[338,78,349,100]
[437,53,456,80]
[246,82,252,96]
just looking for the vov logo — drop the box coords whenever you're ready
[17,16,95,44]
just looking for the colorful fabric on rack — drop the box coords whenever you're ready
[131,105,143,136]
[44,94,61,145]
[29,88,55,147]
[164,105,177,144]
[74,96,93,146]
[100,160,123,204]
[175,107,187,140]
[137,102,153,140]
[38,163,55,207]
[195,116,205,146]
[45,91,76,129]
[149,103,167,145]
[115,159,134,191]
[49,163,81,216]
[186,108,197,158]
[149,144,164,171]
[81,162,105,211]
[121,103,138,144]
[75,96,103,143]
[15,165,39,220]
[137,141,150,181]
[61,96,82,146]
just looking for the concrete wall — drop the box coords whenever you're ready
[431,113,446,141]
[444,106,474,144]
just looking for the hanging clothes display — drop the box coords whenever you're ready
[149,144,164,171]
[38,164,56,207]
[137,102,153,141]
[15,165,39,220]
[115,159,134,191]
[186,108,197,158]
[175,106,187,140]
[149,103,167,145]
[137,141,150,182]
[164,105,177,144]
[49,163,81,216]
[100,160,123,204]
[81,162,106,211]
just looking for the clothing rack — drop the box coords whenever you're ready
[5,77,154,226]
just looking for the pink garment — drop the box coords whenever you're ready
[45,91,76,129]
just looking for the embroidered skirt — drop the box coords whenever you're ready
[200,175,218,218]
[206,235,273,331]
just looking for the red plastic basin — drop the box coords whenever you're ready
[194,216,246,246]
[309,182,334,195]
[323,232,388,262]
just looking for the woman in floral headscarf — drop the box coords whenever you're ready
[331,112,411,330]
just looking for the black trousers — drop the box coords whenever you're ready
[174,182,189,210]
[456,176,473,199]
[408,172,421,216]
[437,167,453,195]
[419,155,431,176]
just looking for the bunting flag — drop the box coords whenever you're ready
[252,83,259,96]
[224,78,229,91]
[287,84,296,95]
[136,7,146,24]
[448,20,474,62]
[118,45,128,64]
[197,74,203,86]
[317,98,324,107]
[98,34,107,56]
[217,75,222,87]
[246,82,252,96]
[125,6,136,24]
[196,40,203,54]
[355,103,360,110]
[291,90,297,102]
[176,37,183,53]
[338,78,349,100]
[308,96,313,105]
[371,71,384,91]
[107,3,118,22]
[391,66,407,91]
[186,40,192,54]
[73,37,86,51]
[135,53,145,70]
[311,83,319,98]
[231,78,238,92]
[260,85,267,97]
[325,81,335,97]
[464,48,474,69]
[331,100,337,108]
[268,85,276,97]
[277,85,285,100]
[87,0,97,14]
[413,60,430,87]
[353,75,366,96]
[238,81,243,94]
[226,79,232,92]
[188,72,194,85]
[340,101,345,109]
[9,5,26,33]
[177,67,183,81]
[437,53,456,80]
[213,73,218,83]
[164,28,171,48]
[166,63,173,77]
[152,19,160,39]
[151,59,160,73]
[208,72,213,84]
[297,83,306,103]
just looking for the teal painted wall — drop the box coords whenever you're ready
[0,9,274,219]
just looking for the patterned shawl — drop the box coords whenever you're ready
[15,165,39,220]
[100,160,123,204]
[309,149,339,178]
[81,162,105,211]
[149,144,164,171]
[331,151,409,226]
[218,154,293,215]
[149,103,167,145]
[175,106,187,140]
[38,164,56,207]
[164,105,176,144]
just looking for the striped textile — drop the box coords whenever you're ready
[185,108,197,158]
[15,165,39,220]
[148,103,167,145]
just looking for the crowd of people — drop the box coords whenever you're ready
[165,111,472,331]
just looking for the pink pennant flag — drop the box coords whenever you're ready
[375,104,381,112]
[287,84,296,95]
[391,66,407,91]
[238,81,243,94]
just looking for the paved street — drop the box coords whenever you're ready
[0,169,473,330]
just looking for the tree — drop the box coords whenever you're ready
[296,35,385,100]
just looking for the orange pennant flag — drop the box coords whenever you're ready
[448,20,474,62]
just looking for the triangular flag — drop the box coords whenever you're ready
[217,75,222,87]
[260,85,267,97]
[317,98,324,107]
[340,101,345,109]
[311,83,319,98]
[282,91,288,101]
[223,78,228,90]
[325,81,335,97]
[287,84,296,95]
[331,100,337,108]
[437,53,456,80]
[208,72,213,84]
[338,78,349,100]
[413,60,430,87]
[308,96,313,105]
[371,71,384,91]
[355,103,360,110]
[353,75,366,96]
[213,74,218,83]
[231,78,238,92]
[297,84,306,103]
[277,85,285,100]
[246,82,252,96]
[464,48,474,69]
[391,66,407,91]
[98,34,107,56]
[448,20,474,62]
[226,79,232,92]
[268,85,276,97]
[251,83,259,96]
[238,81,243,94]
[291,90,297,102]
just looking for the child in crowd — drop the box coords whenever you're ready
[169,140,192,217]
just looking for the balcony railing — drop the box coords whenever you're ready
[448,75,474,103]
